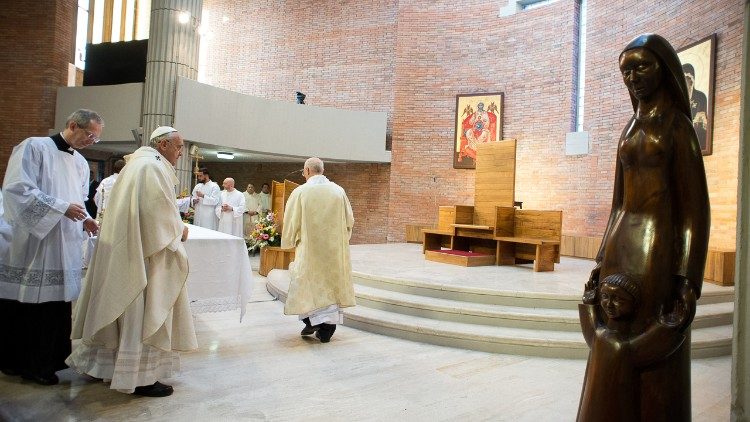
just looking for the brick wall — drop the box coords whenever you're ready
[200,0,397,144]
[0,0,76,177]
[1,0,743,249]
[200,161,390,244]
[584,0,744,249]
[388,0,580,241]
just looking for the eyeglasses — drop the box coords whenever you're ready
[75,123,101,143]
[83,129,101,144]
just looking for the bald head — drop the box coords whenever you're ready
[223,178,235,191]
[303,157,324,180]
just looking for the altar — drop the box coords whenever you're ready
[84,223,253,317]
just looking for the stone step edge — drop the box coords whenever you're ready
[267,275,731,347]
[353,271,735,306]
[343,306,732,359]
[354,284,734,330]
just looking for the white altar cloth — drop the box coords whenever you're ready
[83,224,252,318]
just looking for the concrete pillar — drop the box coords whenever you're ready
[142,0,202,191]
[731,2,750,421]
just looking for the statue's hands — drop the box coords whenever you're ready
[582,280,598,305]
[181,225,189,242]
[660,276,696,331]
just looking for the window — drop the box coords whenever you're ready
[74,0,89,69]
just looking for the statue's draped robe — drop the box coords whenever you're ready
[593,108,709,420]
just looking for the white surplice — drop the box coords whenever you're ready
[242,191,261,239]
[68,146,197,393]
[215,189,245,237]
[0,192,13,261]
[0,137,88,303]
[93,172,119,212]
[257,192,271,212]
[191,180,220,230]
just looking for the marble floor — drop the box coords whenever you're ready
[0,274,732,421]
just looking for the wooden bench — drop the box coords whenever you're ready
[493,207,562,272]
[422,205,562,271]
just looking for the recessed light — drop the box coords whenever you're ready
[217,152,234,160]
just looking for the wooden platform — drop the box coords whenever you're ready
[424,249,497,267]
[259,246,295,276]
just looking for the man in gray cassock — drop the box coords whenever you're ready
[0,109,102,385]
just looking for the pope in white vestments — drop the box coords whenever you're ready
[281,157,355,343]
[215,178,245,238]
[0,109,102,385]
[191,169,220,230]
[68,127,197,398]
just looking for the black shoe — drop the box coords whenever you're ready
[133,381,174,397]
[301,317,321,336]
[21,372,59,386]
[0,368,20,376]
[315,324,337,343]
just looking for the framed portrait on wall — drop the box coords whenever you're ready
[677,34,716,156]
[453,92,504,169]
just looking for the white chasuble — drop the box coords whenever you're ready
[0,137,89,303]
[69,146,197,392]
[215,189,245,237]
[281,175,356,315]
[191,180,220,230]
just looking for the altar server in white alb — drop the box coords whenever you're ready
[0,109,101,386]
[67,126,197,398]
[191,167,220,230]
[215,177,245,237]
[281,157,355,343]
[243,183,261,239]
[93,158,125,218]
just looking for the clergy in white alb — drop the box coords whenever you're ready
[258,183,271,213]
[93,158,125,219]
[67,127,197,398]
[215,178,245,238]
[0,191,12,260]
[281,157,355,343]
[191,168,220,230]
[0,109,102,385]
[243,183,261,239]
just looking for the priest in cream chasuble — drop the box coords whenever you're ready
[281,157,355,343]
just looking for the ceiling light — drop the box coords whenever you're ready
[217,152,234,160]
[178,11,190,24]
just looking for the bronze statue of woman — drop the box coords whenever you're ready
[579,34,710,421]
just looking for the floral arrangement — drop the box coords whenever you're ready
[248,211,281,251]
[182,207,195,224]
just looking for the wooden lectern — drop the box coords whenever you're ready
[270,179,300,233]
[259,179,300,276]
